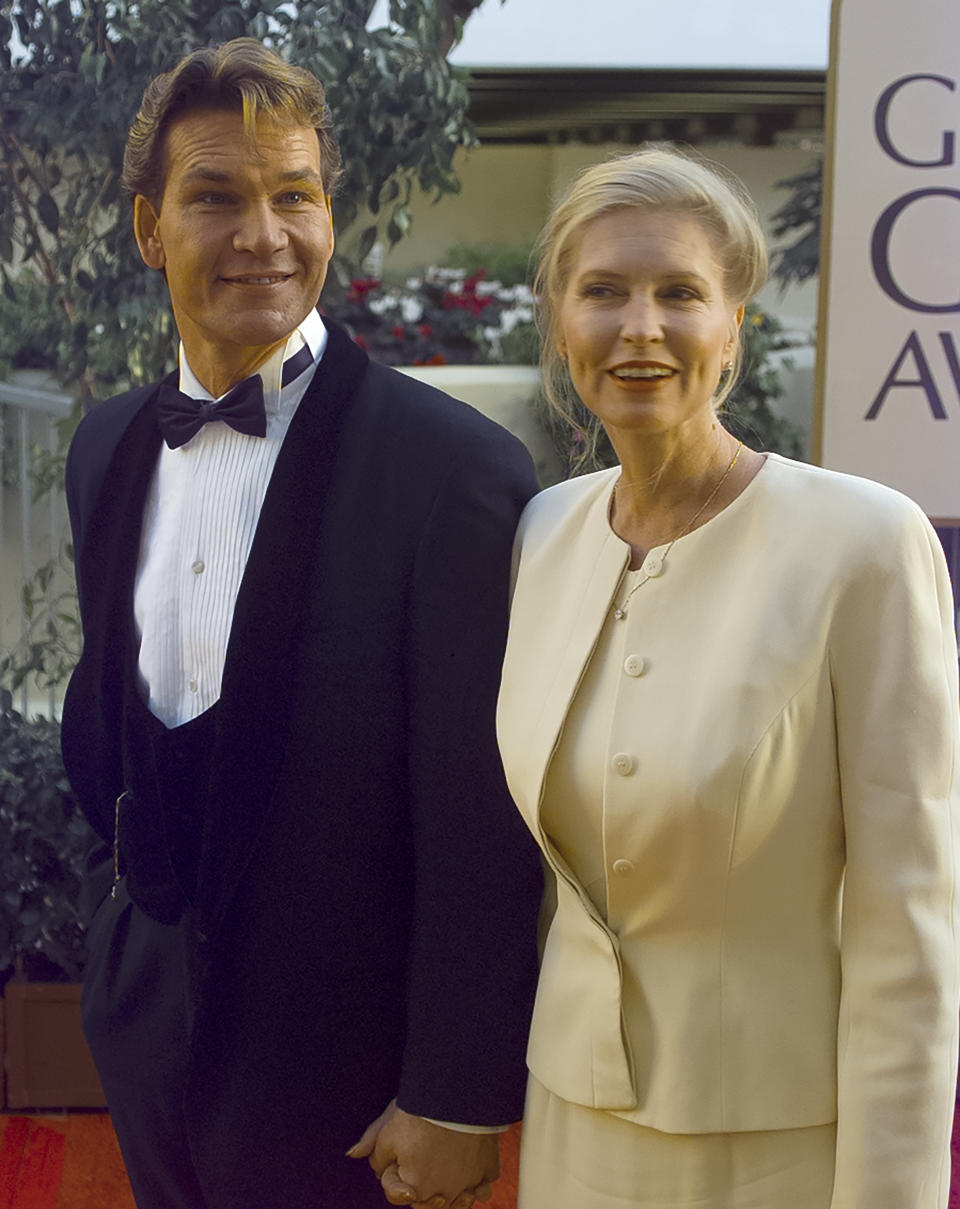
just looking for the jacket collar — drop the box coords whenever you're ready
[499,470,629,835]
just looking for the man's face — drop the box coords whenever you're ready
[133,107,334,387]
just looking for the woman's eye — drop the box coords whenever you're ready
[582,283,615,298]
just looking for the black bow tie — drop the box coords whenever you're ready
[157,374,267,450]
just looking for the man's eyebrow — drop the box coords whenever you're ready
[277,168,324,186]
[181,168,232,185]
[179,167,324,186]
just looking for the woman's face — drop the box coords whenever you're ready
[557,206,743,442]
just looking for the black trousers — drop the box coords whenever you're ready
[82,880,207,1209]
[82,880,391,1209]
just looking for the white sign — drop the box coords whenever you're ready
[817,0,960,518]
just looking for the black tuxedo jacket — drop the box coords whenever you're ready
[61,321,542,1201]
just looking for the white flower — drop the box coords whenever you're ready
[497,306,534,334]
[400,297,424,323]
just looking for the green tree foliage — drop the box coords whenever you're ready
[721,306,804,457]
[770,158,822,292]
[0,691,92,983]
[0,0,495,400]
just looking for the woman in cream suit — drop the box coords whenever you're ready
[497,146,960,1209]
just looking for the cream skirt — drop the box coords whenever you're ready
[519,1075,837,1209]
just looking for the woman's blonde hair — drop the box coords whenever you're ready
[534,145,768,466]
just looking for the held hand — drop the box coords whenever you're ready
[347,1098,499,1208]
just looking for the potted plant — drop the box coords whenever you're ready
[323,265,539,367]
[0,691,105,1107]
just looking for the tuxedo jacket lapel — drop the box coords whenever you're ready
[195,321,370,937]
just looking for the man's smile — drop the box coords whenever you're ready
[221,273,294,285]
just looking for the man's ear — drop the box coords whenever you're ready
[133,194,165,270]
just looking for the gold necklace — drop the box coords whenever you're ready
[612,440,743,621]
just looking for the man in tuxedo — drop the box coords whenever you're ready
[60,37,541,1209]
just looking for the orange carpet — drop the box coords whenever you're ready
[0,1114,136,1209]
[14,1107,960,1207]
[0,1113,519,1208]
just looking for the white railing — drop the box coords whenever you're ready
[0,372,75,720]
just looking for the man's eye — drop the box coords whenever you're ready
[198,193,231,205]
[280,191,308,205]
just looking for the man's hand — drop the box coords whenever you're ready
[347,1099,499,1209]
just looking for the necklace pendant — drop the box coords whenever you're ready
[614,606,626,621]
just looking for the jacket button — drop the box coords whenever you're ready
[611,752,635,776]
[623,654,646,677]
[612,859,636,876]
[643,552,664,577]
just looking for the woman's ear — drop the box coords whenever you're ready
[725,304,745,361]
[133,195,166,270]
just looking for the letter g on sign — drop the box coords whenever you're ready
[874,74,956,168]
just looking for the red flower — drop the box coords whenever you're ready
[418,324,433,338]
[392,325,405,340]
[347,278,382,304]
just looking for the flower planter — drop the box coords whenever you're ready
[3,981,106,1108]
[398,364,564,486]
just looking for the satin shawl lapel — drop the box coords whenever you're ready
[194,320,370,937]
[62,386,166,833]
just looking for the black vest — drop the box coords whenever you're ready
[118,649,218,925]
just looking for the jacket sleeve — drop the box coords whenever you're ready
[395,421,544,1126]
[829,502,960,1209]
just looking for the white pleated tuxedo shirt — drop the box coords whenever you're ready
[133,310,327,728]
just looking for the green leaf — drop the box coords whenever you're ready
[356,224,379,265]
[36,194,60,235]
[388,204,411,244]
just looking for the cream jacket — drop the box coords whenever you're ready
[497,454,960,1208]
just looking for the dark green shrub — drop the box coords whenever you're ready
[0,692,92,985]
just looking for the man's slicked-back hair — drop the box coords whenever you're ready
[122,37,342,206]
